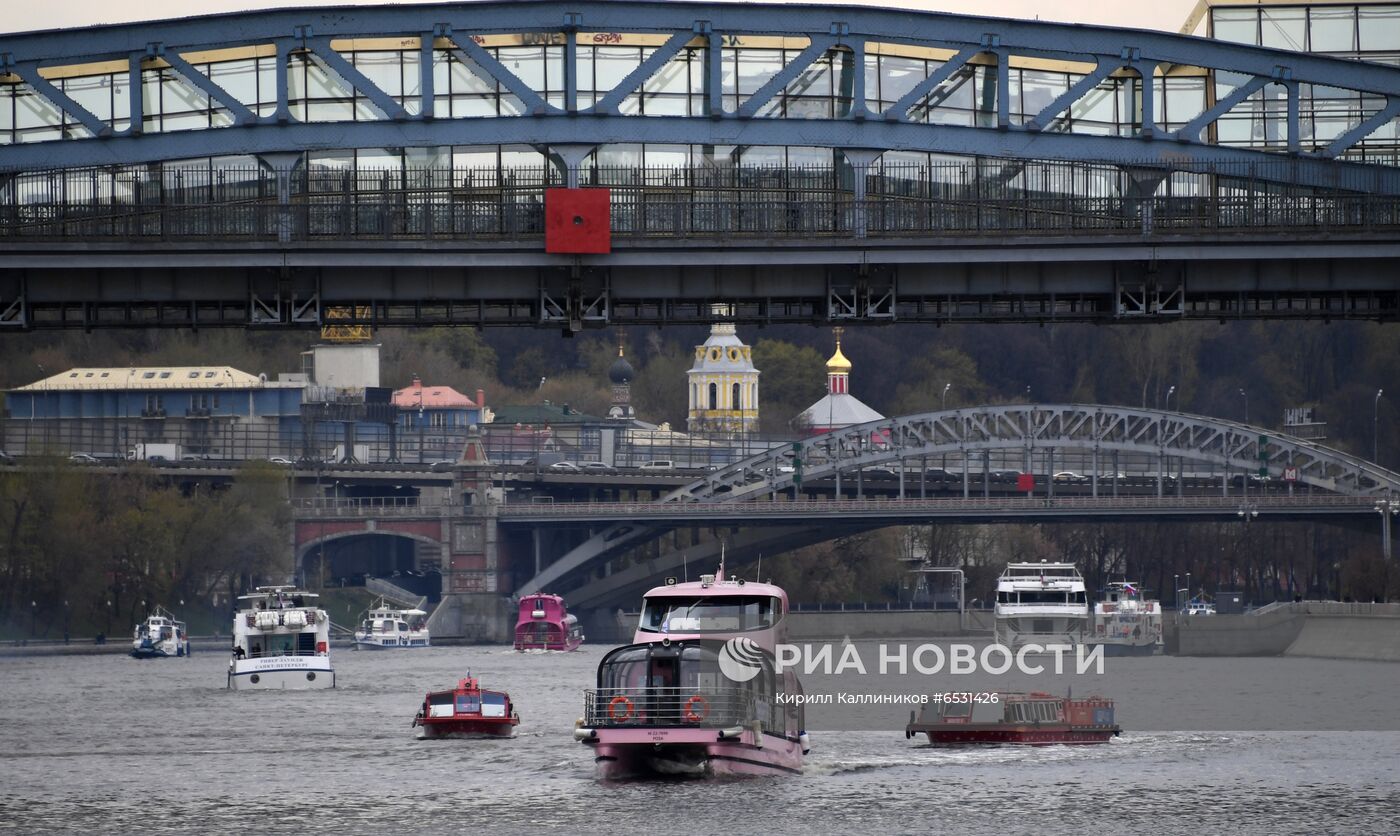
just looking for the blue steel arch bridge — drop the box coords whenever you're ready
[2,1,1400,328]
[494,403,1400,608]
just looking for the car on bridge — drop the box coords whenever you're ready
[638,460,676,472]
[581,462,615,473]
[68,453,100,464]
[0,451,15,466]
[549,461,582,472]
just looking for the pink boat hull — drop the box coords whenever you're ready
[587,728,803,779]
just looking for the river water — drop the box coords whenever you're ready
[2,645,1398,834]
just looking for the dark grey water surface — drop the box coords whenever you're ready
[2,646,1397,834]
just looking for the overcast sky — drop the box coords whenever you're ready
[3,1,1204,37]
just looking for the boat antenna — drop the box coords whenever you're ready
[755,552,762,582]
[717,541,726,581]
[682,550,689,583]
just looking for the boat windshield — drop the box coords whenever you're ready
[455,692,481,714]
[598,643,769,692]
[998,590,1087,604]
[638,595,779,634]
[481,692,508,718]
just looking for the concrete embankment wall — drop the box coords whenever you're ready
[1170,603,1400,660]
[1284,610,1400,662]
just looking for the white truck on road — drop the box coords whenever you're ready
[128,442,181,462]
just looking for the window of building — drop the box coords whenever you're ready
[709,383,718,410]
[733,382,742,410]
[188,371,200,379]
[142,372,155,379]
[159,371,171,379]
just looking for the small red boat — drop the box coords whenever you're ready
[412,674,520,739]
[905,691,1120,745]
[513,593,584,651]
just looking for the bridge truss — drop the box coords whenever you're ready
[3,1,1400,327]
[518,404,1400,596]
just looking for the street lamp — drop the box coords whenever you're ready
[1239,389,1249,424]
[941,383,951,411]
[1165,385,1176,412]
[1237,503,1259,522]
[1025,385,1031,402]
[1374,389,1384,465]
[1174,573,1179,611]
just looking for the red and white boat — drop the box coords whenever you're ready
[513,593,584,651]
[573,562,810,779]
[412,674,520,739]
[905,691,1120,745]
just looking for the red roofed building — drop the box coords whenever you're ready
[393,376,492,429]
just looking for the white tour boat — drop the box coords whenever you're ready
[994,561,1089,648]
[131,606,191,659]
[1089,582,1163,656]
[354,599,430,650]
[228,586,334,690]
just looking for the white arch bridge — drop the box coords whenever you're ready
[513,404,1400,603]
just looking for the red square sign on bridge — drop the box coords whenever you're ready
[1017,473,1035,492]
[545,188,611,254]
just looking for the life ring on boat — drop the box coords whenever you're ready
[684,695,710,723]
[608,695,635,722]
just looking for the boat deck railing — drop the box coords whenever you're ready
[584,687,763,729]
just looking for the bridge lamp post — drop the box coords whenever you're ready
[1374,389,1384,465]
[1165,385,1176,412]
[1239,389,1249,424]
[1174,574,1179,611]
[941,383,951,412]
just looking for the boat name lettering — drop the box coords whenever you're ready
[249,656,312,670]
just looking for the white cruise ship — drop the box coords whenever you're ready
[993,561,1089,648]
[228,586,334,690]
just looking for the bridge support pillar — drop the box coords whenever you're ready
[427,440,513,641]
[550,144,597,189]
[842,149,882,238]
[257,152,302,244]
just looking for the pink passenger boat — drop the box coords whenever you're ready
[573,565,809,778]
[513,593,584,651]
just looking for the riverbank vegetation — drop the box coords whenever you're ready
[0,460,289,640]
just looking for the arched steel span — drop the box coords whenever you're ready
[515,404,1400,596]
[676,404,1400,501]
[2,1,1400,191]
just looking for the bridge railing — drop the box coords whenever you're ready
[290,496,439,513]
[5,160,1399,242]
[495,494,1381,517]
[0,416,787,470]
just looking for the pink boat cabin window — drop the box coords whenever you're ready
[638,596,780,634]
[455,693,481,714]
